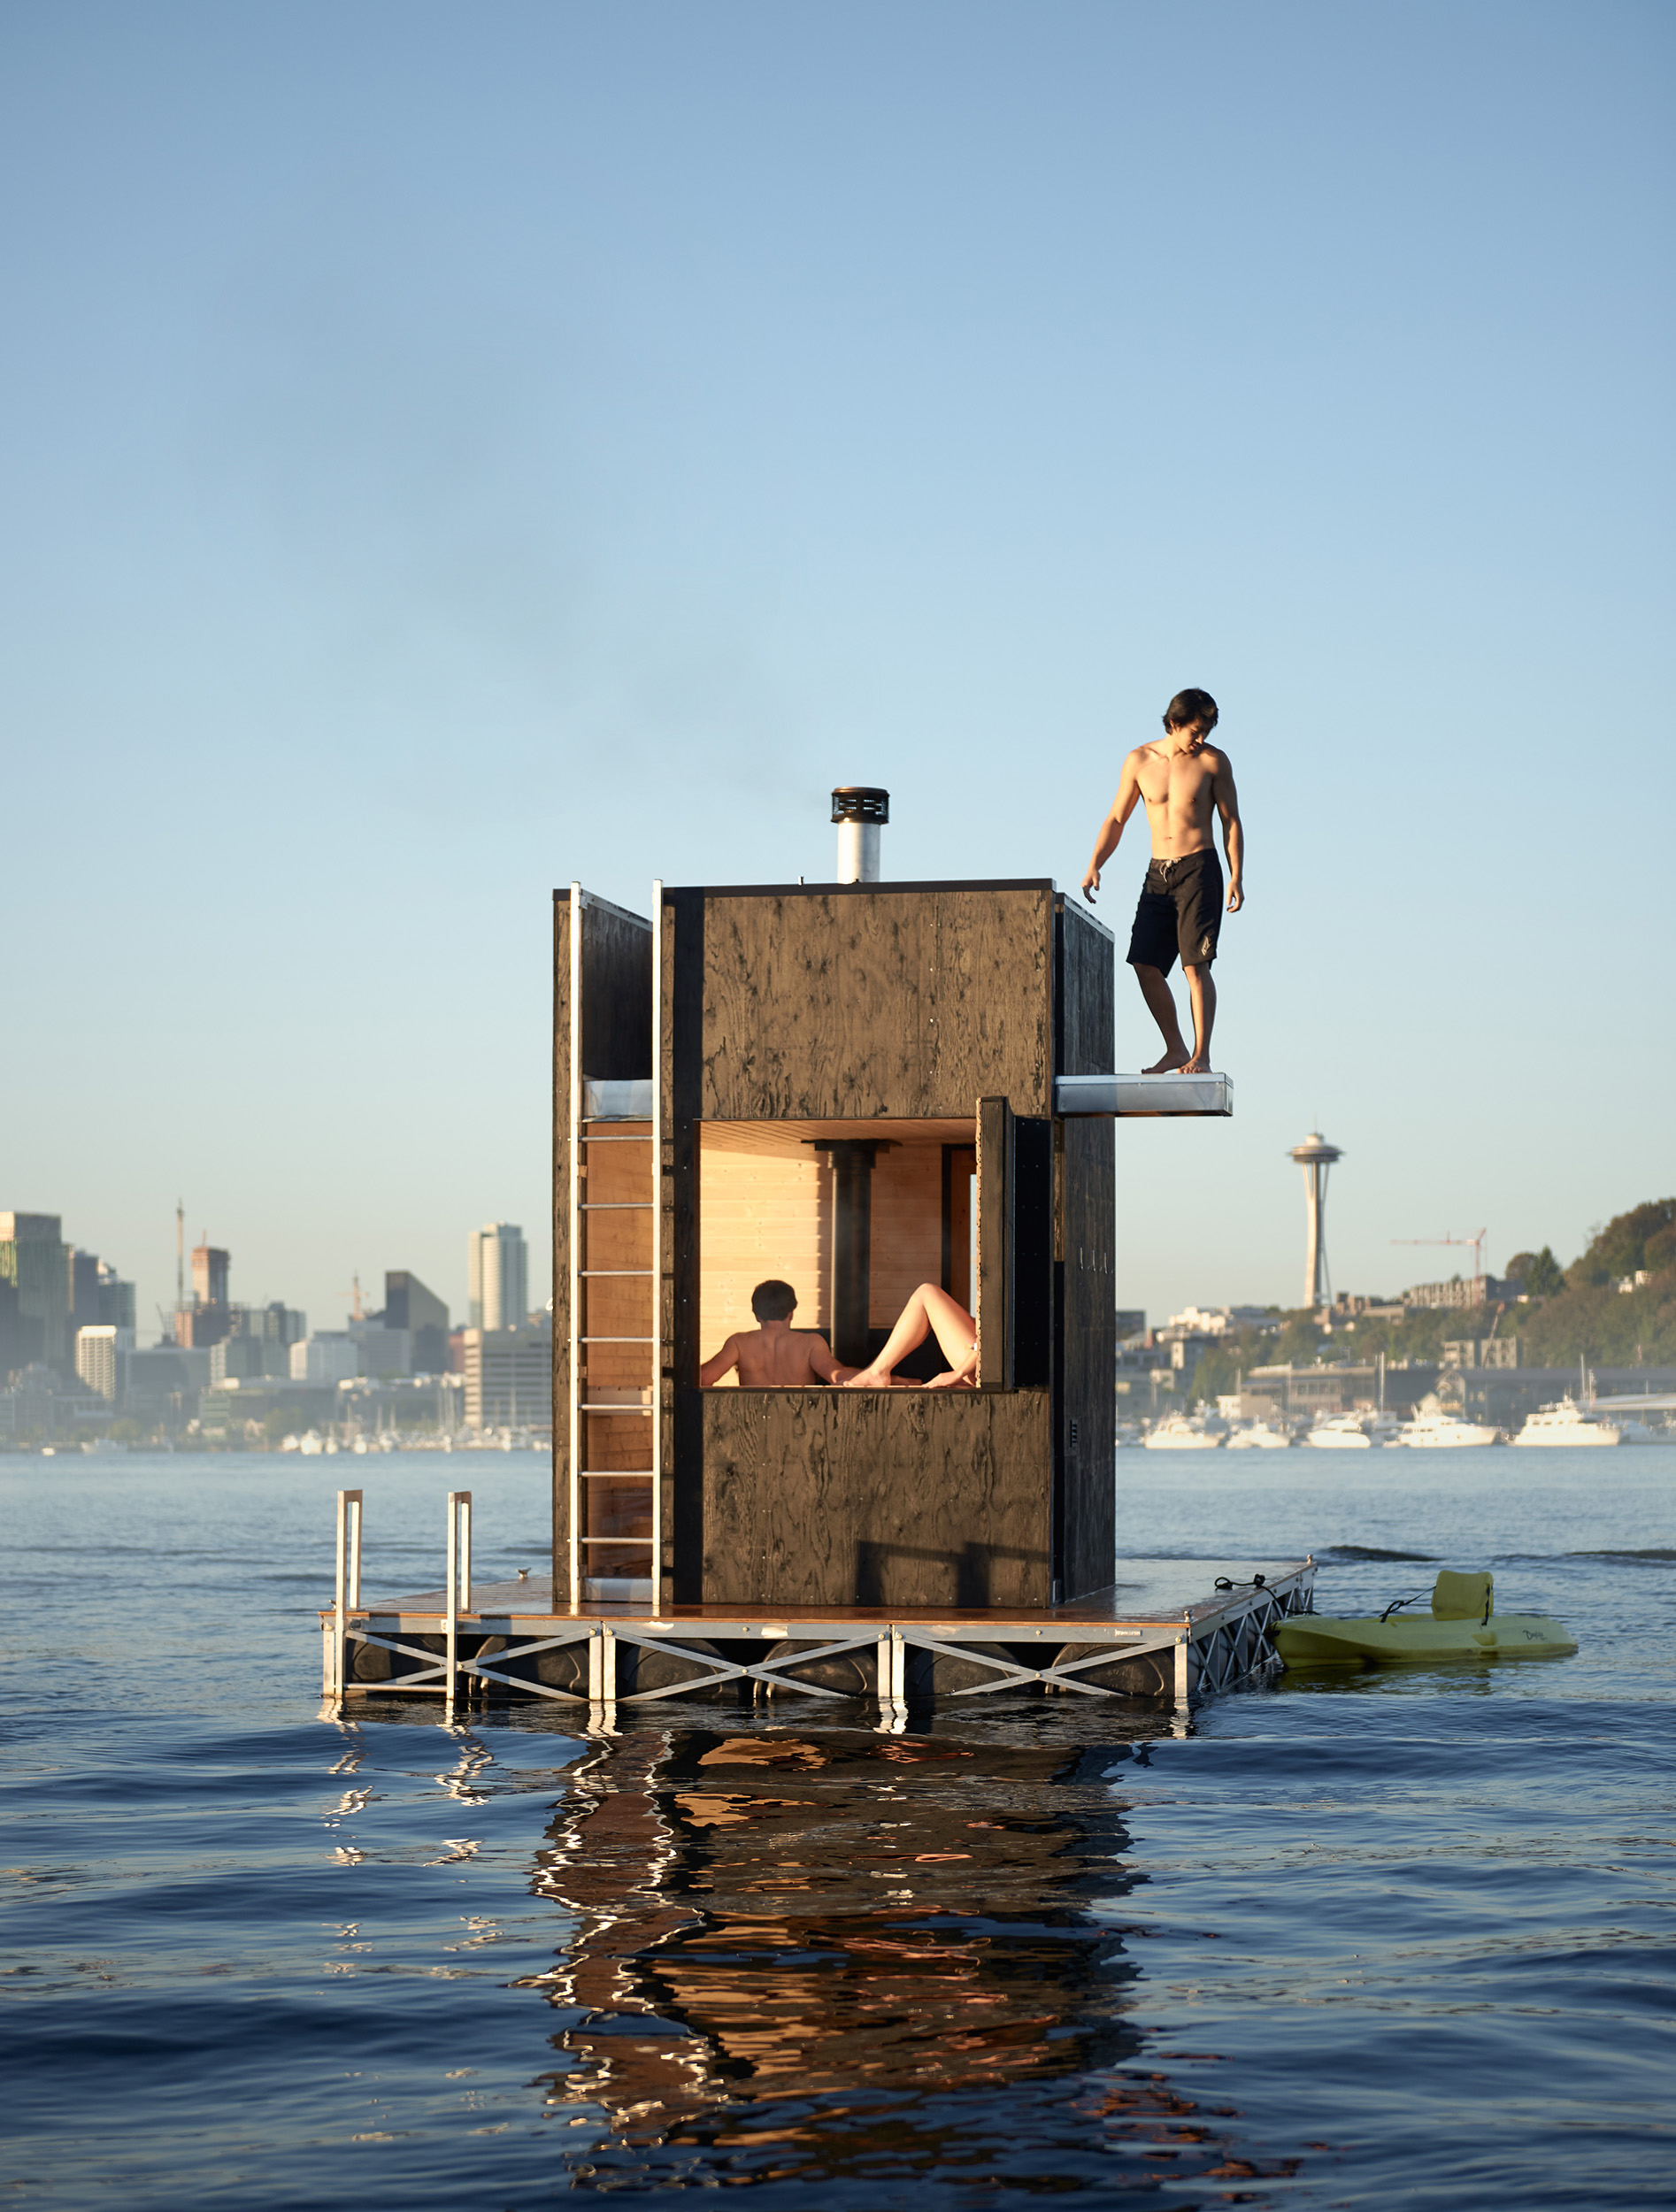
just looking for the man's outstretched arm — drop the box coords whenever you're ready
[1081,752,1143,902]
[1215,753,1244,912]
[805,1333,858,1386]
[699,1336,742,1387]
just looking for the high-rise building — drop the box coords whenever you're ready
[1,1213,72,1373]
[175,1240,233,1348]
[381,1271,450,1373]
[348,1323,411,1378]
[193,1244,229,1306]
[468,1224,528,1332]
[75,1324,135,1400]
[463,1319,552,1431]
[96,1260,137,1333]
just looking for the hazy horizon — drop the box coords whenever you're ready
[4,1,1672,1336]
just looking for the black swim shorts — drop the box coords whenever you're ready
[1126,850,1224,974]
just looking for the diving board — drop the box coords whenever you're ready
[1055,1071,1234,1118]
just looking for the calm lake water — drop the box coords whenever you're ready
[4,1445,1672,2208]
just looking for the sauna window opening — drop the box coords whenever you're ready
[696,1119,976,1386]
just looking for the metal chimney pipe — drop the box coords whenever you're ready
[832,787,889,882]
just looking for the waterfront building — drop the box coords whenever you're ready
[1,1213,72,1374]
[464,1321,552,1431]
[348,1323,411,1378]
[468,1224,528,1332]
[379,1271,450,1372]
[291,1333,361,1386]
[1241,1359,1438,1421]
[122,1346,212,1429]
[211,1336,271,1385]
[1442,1336,1519,1370]
[75,1324,135,1400]
[1403,1275,1517,1310]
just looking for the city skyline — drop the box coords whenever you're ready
[1,4,1671,1327]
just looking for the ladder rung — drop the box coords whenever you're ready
[579,1269,654,1277]
[580,1468,654,1477]
[578,1132,654,1141]
[579,1335,655,1342]
[580,1203,653,1210]
[581,1406,653,1416]
[580,1536,655,1547]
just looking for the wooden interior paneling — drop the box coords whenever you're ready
[697,1386,1052,1607]
[698,1137,832,1376]
[867,1139,945,1325]
[943,1145,976,1309]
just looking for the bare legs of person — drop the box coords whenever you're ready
[842,1283,978,1388]
[1180,963,1216,1073]
[1133,963,1190,1073]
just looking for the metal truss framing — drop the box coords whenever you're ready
[321,1496,1316,1718]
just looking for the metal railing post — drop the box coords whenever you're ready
[650,875,664,1616]
[446,1489,470,1703]
[334,1488,363,1698]
[568,883,583,1611]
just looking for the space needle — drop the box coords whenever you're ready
[1288,1128,1342,1309]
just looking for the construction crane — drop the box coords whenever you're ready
[1392,1229,1488,1300]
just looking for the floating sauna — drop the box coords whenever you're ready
[319,793,1313,1712]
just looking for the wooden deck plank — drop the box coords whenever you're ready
[329,1556,1310,1632]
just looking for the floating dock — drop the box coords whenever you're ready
[320,1491,1315,1714]
[318,833,1312,1720]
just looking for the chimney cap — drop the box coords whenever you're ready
[831,786,889,825]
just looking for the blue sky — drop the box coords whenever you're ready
[3,0,1671,1336]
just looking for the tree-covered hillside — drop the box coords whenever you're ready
[1185,1196,1676,1403]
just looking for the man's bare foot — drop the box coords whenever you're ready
[1142,1048,1189,1073]
[1180,1050,1212,1074]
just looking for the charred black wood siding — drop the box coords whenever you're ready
[1053,895,1117,1600]
[698,1387,1051,1608]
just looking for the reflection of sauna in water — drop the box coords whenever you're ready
[525,1728,1288,2189]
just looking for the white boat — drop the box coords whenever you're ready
[1618,1417,1664,1445]
[297,1430,326,1456]
[1395,1407,1503,1448]
[1226,1420,1293,1448]
[1511,1400,1622,1448]
[1144,1411,1226,1449]
[1303,1412,1388,1449]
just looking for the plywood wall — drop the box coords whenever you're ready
[698,1139,832,1377]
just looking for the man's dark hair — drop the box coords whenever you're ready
[1163,687,1219,733]
[750,1279,797,1322]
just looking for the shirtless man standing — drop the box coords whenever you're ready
[698,1279,856,1386]
[1081,687,1243,1074]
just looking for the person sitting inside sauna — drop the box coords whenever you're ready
[843,1284,977,1390]
[699,1279,857,1387]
